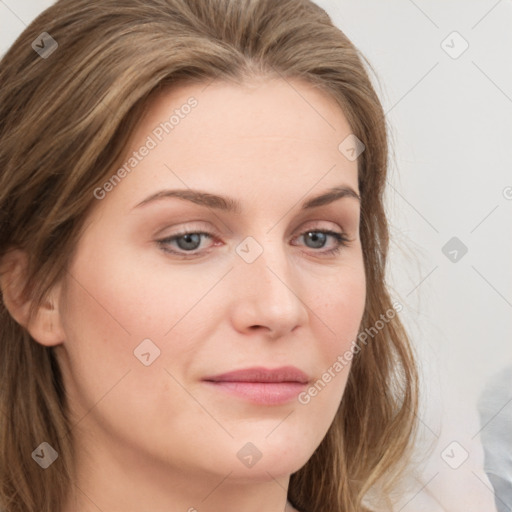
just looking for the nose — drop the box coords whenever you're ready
[229,237,309,340]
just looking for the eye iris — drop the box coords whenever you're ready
[177,233,202,251]
[305,231,326,249]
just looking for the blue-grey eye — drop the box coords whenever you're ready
[173,233,204,251]
[303,231,328,249]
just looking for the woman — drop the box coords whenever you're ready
[0,0,418,511]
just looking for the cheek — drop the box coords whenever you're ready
[58,249,198,449]
[62,234,208,342]
[313,262,366,357]
[299,259,366,407]
[58,236,222,408]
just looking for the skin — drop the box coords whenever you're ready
[2,77,366,511]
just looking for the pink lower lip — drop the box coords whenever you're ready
[204,381,307,405]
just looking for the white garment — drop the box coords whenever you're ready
[478,365,512,512]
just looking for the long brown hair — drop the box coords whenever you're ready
[0,1,418,510]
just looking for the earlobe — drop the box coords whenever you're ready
[0,249,65,347]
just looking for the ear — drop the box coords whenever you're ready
[0,249,65,346]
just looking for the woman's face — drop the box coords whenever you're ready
[54,78,365,490]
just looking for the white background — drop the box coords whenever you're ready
[1,1,511,511]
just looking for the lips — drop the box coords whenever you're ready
[203,366,310,384]
[202,366,310,405]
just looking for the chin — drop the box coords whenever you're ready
[226,434,318,481]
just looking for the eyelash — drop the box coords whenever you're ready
[156,228,350,259]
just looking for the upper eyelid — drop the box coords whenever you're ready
[157,216,351,235]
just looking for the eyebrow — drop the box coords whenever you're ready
[133,185,360,213]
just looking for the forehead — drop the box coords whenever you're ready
[142,77,352,145]
[98,77,359,213]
